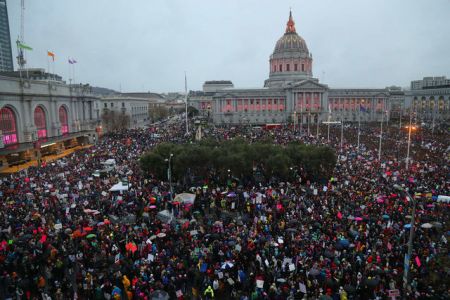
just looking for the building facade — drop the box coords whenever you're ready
[99,96,152,131]
[195,11,450,126]
[0,75,99,170]
[0,0,14,71]
[405,77,450,121]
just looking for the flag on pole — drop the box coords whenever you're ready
[17,42,33,51]
[69,58,77,64]
[47,51,55,61]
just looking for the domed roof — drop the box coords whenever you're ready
[273,11,309,56]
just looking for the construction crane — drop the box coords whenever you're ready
[16,0,26,69]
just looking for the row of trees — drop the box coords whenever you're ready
[140,138,336,183]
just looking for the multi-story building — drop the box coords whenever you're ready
[0,74,99,170]
[99,96,151,131]
[195,11,449,125]
[406,77,450,121]
[189,81,234,118]
[0,0,14,71]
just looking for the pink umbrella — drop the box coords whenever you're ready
[355,217,363,221]
[149,205,157,209]
[376,198,384,204]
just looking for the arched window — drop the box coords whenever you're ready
[34,106,47,139]
[0,107,18,145]
[59,106,69,134]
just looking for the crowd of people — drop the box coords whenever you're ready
[0,116,449,300]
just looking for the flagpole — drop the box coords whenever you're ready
[184,72,189,135]
[357,100,362,153]
[378,109,384,161]
[340,115,344,153]
[47,52,50,80]
[327,105,331,143]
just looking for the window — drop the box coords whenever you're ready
[301,64,304,72]
[59,106,69,134]
[279,64,282,72]
[286,64,290,71]
[122,102,125,108]
[110,102,114,107]
[34,106,47,139]
[0,107,18,145]
[294,64,298,71]
[104,103,107,108]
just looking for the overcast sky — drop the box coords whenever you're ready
[7,0,450,93]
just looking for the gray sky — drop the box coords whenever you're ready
[7,0,450,93]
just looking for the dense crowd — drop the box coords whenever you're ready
[0,116,449,300]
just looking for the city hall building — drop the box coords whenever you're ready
[189,12,450,125]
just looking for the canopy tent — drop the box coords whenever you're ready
[109,182,130,192]
[173,193,196,205]
[436,195,450,203]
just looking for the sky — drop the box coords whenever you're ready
[6,0,450,93]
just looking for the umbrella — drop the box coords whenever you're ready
[344,284,356,293]
[64,228,72,234]
[432,222,443,229]
[421,223,433,229]
[228,240,236,246]
[338,239,350,248]
[149,235,157,240]
[221,261,234,270]
[157,233,166,238]
[309,268,320,276]
[125,242,138,253]
[286,228,297,233]
[276,278,286,283]
[324,250,335,258]
[365,277,380,288]
[227,192,237,197]
[86,234,96,239]
[404,224,412,229]
[151,290,170,300]
[190,230,199,236]
[354,217,363,221]
[382,214,390,220]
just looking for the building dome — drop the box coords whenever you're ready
[265,11,313,88]
[273,19,309,56]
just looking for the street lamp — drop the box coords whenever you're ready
[405,110,417,170]
[394,184,417,291]
[165,153,174,202]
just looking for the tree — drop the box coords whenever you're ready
[149,105,169,122]
[140,139,337,183]
[101,110,130,132]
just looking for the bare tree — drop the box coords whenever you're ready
[101,109,131,132]
[148,105,169,122]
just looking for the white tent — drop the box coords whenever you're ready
[437,195,450,203]
[109,182,130,192]
[173,193,196,205]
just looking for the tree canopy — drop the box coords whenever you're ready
[140,138,336,183]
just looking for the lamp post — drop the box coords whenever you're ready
[378,110,384,161]
[340,116,344,153]
[405,111,416,170]
[165,153,174,202]
[357,99,364,153]
[394,184,417,291]
[293,111,297,132]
